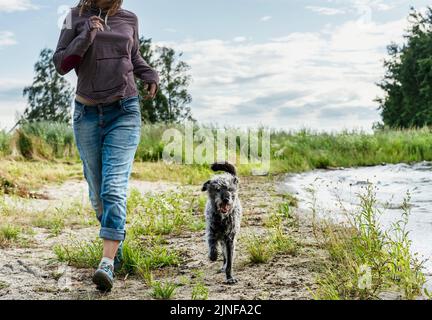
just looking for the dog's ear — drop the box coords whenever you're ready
[202,180,211,192]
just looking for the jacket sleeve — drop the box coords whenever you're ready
[131,15,160,92]
[53,9,97,75]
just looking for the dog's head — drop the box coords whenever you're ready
[202,173,239,215]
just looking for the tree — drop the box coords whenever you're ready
[136,38,194,123]
[136,37,163,123]
[18,48,73,128]
[377,7,432,128]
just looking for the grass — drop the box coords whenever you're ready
[245,201,299,264]
[191,271,209,300]
[1,195,96,234]
[0,281,10,290]
[312,184,426,300]
[244,233,274,264]
[53,236,181,280]
[127,188,205,237]
[244,228,298,264]
[150,280,178,299]
[33,214,65,237]
[53,239,103,269]
[0,159,83,198]
[3,122,432,179]
[0,224,31,248]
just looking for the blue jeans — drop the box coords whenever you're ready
[73,95,142,241]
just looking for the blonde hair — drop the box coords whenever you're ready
[77,0,123,16]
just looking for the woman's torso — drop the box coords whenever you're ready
[71,7,138,104]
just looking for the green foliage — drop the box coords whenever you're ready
[245,202,298,264]
[16,121,77,160]
[270,128,432,172]
[4,122,432,177]
[313,185,426,300]
[0,130,11,157]
[127,189,205,237]
[53,236,180,278]
[0,225,31,248]
[20,48,74,126]
[191,270,209,300]
[150,280,178,299]
[53,239,103,269]
[377,7,432,128]
[136,38,193,124]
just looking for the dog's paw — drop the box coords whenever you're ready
[225,277,238,285]
[209,251,218,262]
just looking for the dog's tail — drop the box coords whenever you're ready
[211,162,237,176]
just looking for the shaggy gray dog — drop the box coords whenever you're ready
[202,162,242,284]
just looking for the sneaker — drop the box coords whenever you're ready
[92,261,114,292]
[114,241,124,273]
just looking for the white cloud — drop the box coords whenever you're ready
[233,36,247,42]
[306,6,346,16]
[0,78,28,90]
[155,15,408,131]
[0,99,26,131]
[0,0,38,12]
[164,28,178,33]
[0,31,17,47]
[260,16,272,22]
[307,0,400,21]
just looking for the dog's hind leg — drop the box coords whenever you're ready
[223,237,238,284]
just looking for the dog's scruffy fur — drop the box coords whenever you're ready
[202,162,242,284]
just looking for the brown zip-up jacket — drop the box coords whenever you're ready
[53,5,159,104]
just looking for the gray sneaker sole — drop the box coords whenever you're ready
[92,270,113,292]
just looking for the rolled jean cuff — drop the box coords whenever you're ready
[99,227,126,241]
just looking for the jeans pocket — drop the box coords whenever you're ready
[73,101,85,123]
[120,96,140,114]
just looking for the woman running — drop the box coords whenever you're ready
[53,0,159,292]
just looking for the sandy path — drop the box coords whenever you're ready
[0,176,324,300]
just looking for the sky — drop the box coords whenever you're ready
[0,0,430,132]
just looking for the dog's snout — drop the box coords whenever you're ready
[222,198,230,204]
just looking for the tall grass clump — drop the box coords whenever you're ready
[127,189,205,237]
[245,202,298,264]
[270,127,432,173]
[14,121,78,160]
[0,224,31,248]
[4,122,432,177]
[313,185,426,300]
[53,236,180,282]
[150,280,178,299]
[0,130,12,157]
[136,124,177,162]
[53,239,103,268]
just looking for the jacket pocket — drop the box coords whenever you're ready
[92,42,132,93]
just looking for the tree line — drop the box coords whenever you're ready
[377,7,432,129]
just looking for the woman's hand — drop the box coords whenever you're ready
[144,83,158,100]
[88,16,105,32]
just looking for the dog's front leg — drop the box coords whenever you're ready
[224,237,238,284]
[208,234,218,262]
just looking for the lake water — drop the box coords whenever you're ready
[282,161,432,281]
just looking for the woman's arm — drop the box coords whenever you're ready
[53,10,101,75]
[131,15,160,95]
